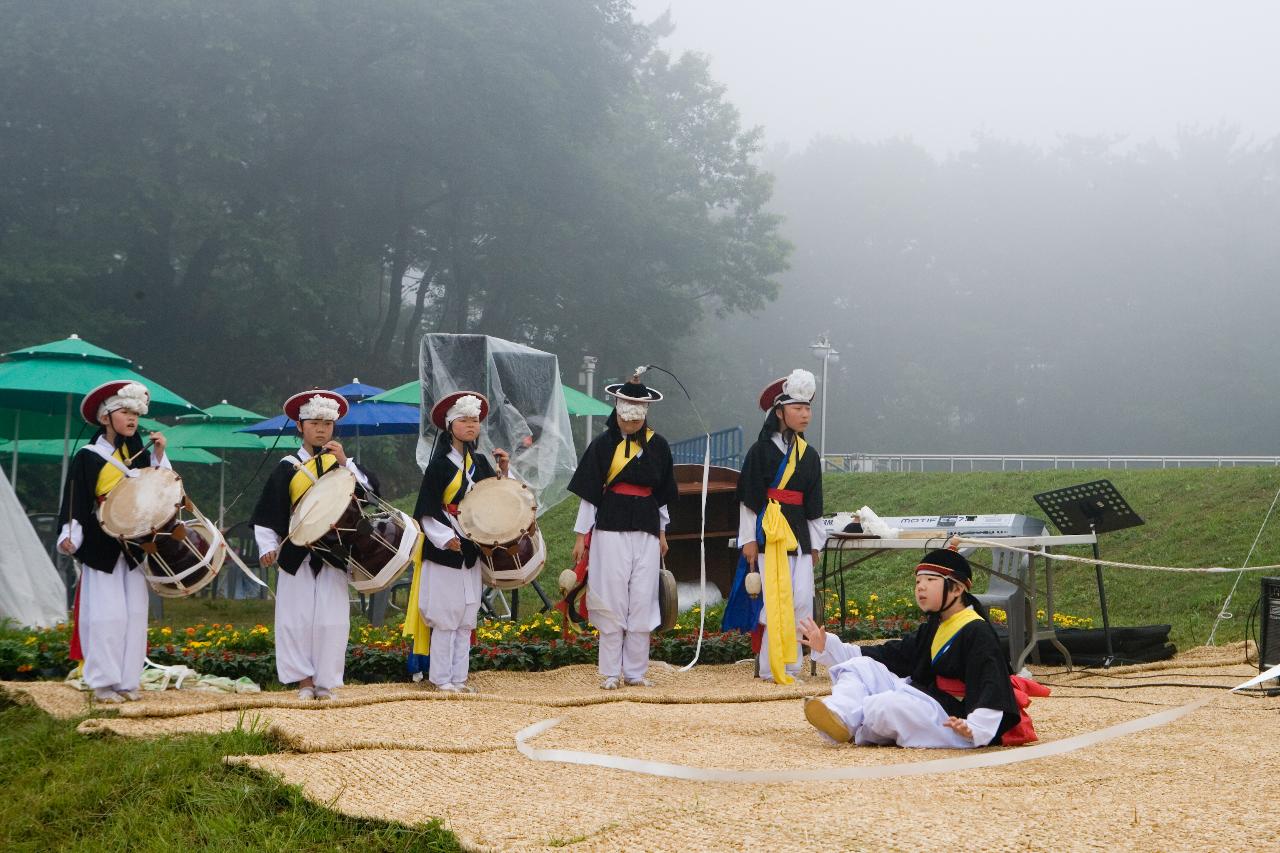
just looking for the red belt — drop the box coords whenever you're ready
[767,487,803,505]
[608,483,653,497]
[445,504,460,516]
[935,675,965,699]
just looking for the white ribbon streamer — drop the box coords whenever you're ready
[515,694,1216,783]
[678,435,711,672]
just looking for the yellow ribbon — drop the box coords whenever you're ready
[442,450,472,506]
[401,535,431,657]
[606,428,654,485]
[760,435,806,685]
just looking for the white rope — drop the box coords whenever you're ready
[954,537,1280,574]
[1207,480,1280,645]
[678,436,711,672]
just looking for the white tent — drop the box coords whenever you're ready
[0,467,67,628]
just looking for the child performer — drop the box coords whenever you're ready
[57,381,169,703]
[737,369,825,684]
[412,392,510,693]
[568,370,677,690]
[252,390,371,700]
[799,547,1047,748]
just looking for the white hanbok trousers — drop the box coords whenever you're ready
[78,556,149,692]
[274,562,350,688]
[587,530,660,680]
[752,551,815,681]
[420,557,483,687]
[820,656,973,748]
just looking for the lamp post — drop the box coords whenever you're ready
[579,355,598,439]
[810,335,839,464]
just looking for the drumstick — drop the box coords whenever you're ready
[124,438,156,466]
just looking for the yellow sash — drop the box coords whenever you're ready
[288,453,339,505]
[94,446,131,498]
[930,607,983,663]
[442,450,473,506]
[401,536,431,656]
[606,428,654,485]
[761,435,806,685]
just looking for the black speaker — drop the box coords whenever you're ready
[1261,577,1280,670]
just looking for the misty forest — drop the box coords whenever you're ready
[4,1,1279,516]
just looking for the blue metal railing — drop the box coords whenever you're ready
[671,426,743,468]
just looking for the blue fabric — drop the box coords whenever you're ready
[406,652,430,676]
[238,398,420,437]
[722,554,763,633]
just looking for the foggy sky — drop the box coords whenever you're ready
[632,1,1280,156]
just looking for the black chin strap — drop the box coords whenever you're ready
[923,578,966,618]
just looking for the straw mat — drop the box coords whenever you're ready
[6,645,1277,852]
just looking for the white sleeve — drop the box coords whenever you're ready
[963,708,1005,748]
[57,519,84,552]
[421,515,458,549]
[808,517,827,552]
[574,499,597,535]
[254,524,281,558]
[738,503,757,547]
[344,458,371,489]
[150,448,173,470]
[812,631,862,667]
[659,504,670,531]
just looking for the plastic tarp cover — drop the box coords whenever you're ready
[418,334,578,514]
[0,467,67,628]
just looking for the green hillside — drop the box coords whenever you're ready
[527,467,1280,651]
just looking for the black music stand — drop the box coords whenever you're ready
[1034,480,1144,667]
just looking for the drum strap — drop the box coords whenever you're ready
[85,443,139,498]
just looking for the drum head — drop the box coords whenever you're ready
[289,468,357,546]
[457,477,537,546]
[99,468,184,539]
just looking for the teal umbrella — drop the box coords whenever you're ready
[366,379,420,406]
[166,401,300,525]
[560,383,612,417]
[0,334,202,497]
[369,379,611,416]
[0,437,220,466]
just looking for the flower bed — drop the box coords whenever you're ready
[0,594,1090,684]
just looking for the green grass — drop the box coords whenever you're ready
[822,467,1280,650]
[0,698,460,852]
[153,595,276,628]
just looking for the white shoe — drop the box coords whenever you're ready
[600,676,621,690]
[313,687,334,701]
[624,678,653,687]
[296,686,316,701]
[437,682,462,693]
[116,689,142,702]
[93,688,125,704]
[450,683,476,694]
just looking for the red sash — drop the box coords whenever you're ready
[766,487,803,505]
[934,674,1051,746]
[609,482,653,497]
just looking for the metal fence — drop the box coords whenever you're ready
[671,426,743,468]
[822,453,1280,473]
